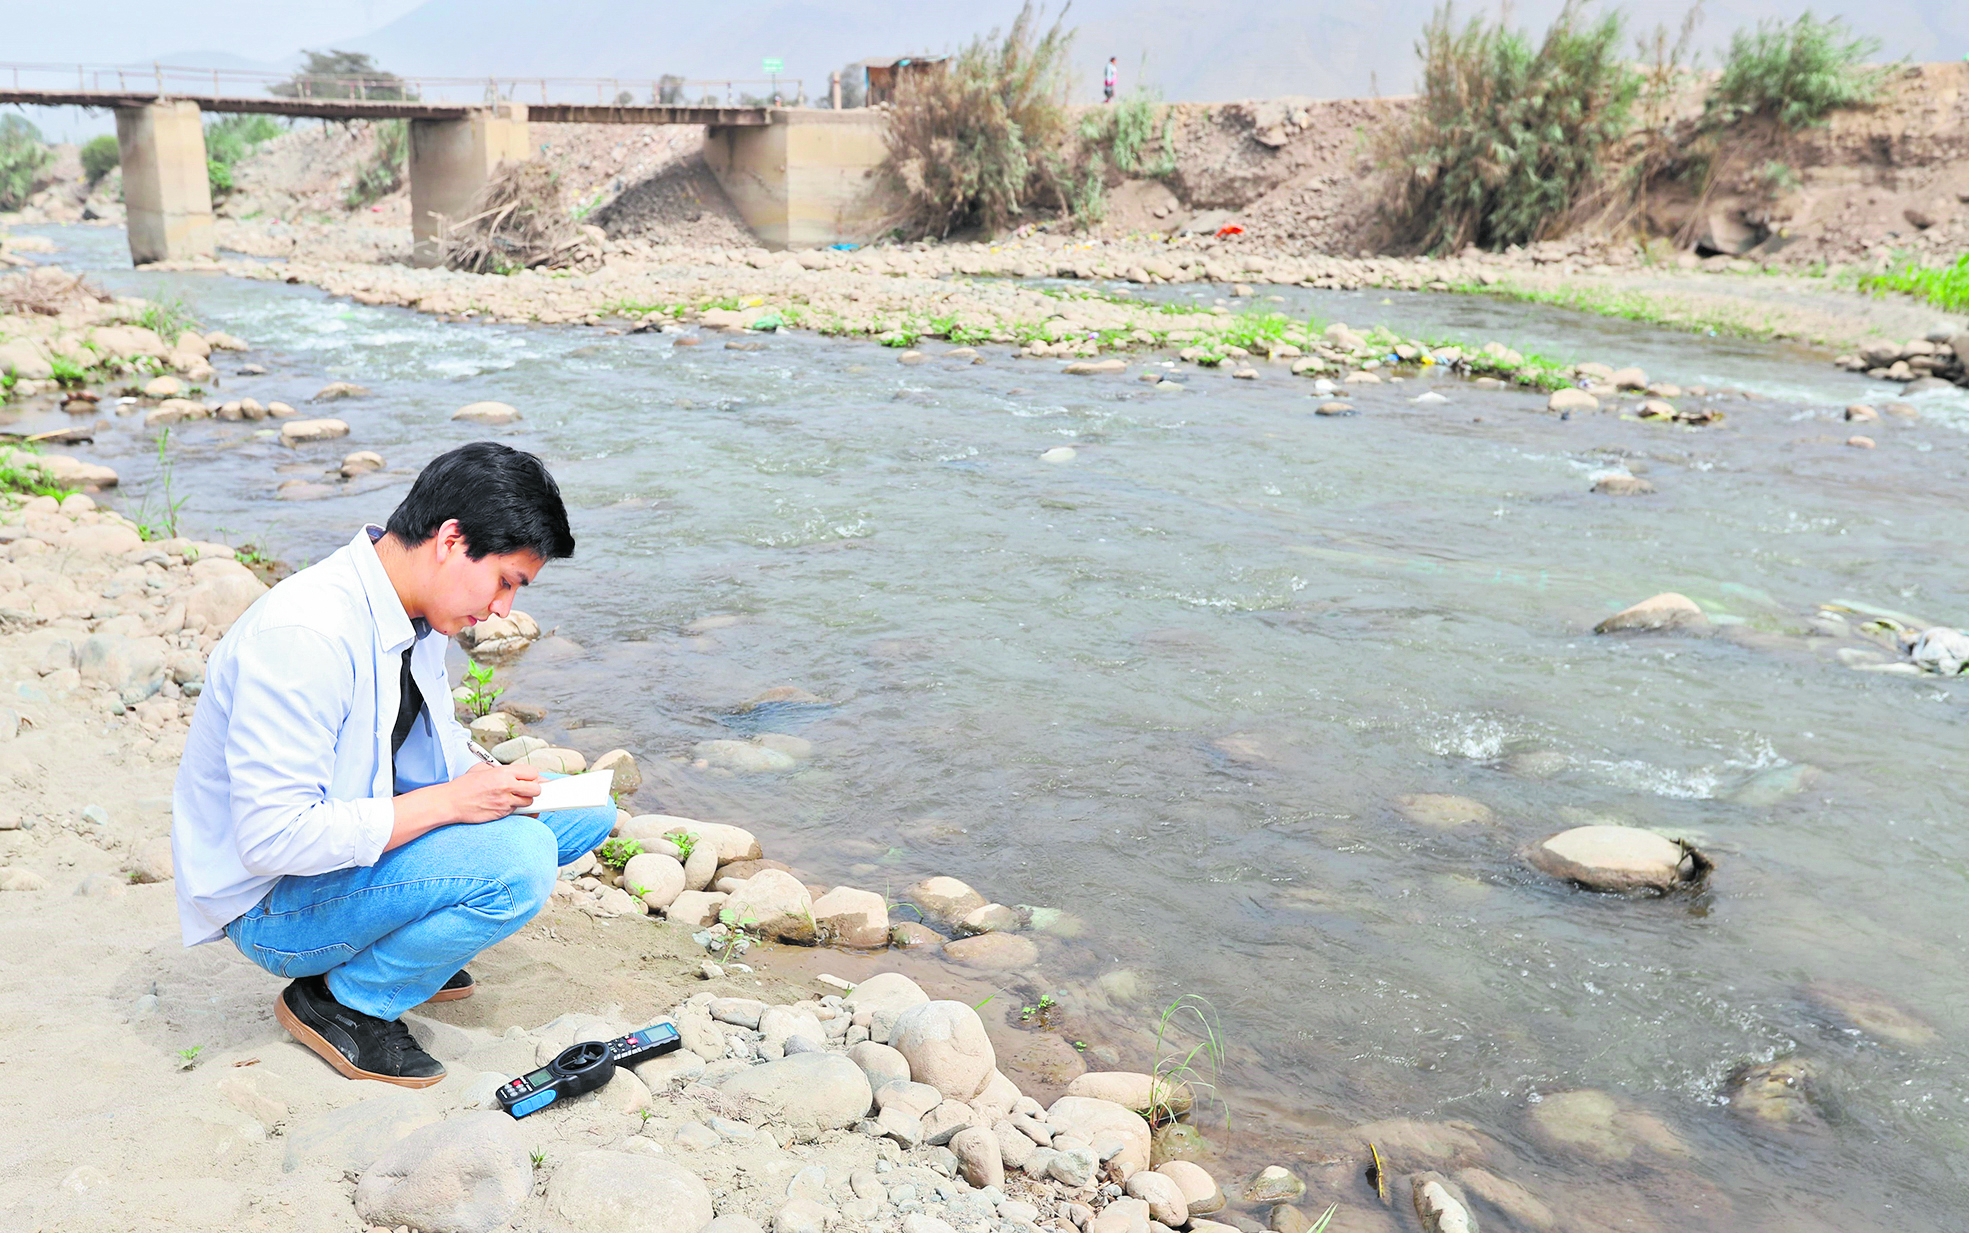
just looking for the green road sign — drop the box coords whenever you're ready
[762,58,783,74]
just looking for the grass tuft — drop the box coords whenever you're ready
[1707,11,1891,130]
[1860,252,1969,314]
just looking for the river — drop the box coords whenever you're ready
[11,223,1969,1231]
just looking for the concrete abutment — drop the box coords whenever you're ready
[114,100,215,265]
[704,110,892,250]
[408,104,531,267]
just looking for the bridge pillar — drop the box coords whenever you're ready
[409,104,530,267]
[705,110,891,249]
[114,100,214,265]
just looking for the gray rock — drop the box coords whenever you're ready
[1155,1161,1223,1214]
[848,1040,912,1090]
[78,632,167,703]
[845,972,930,1043]
[774,1197,834,1233]
[1594,592,1705,634]
[353,1112,530,1233]
[1242,1165,1305,1204]
[922,1098,978,1145]
[547,1149,714,1233]
[632,1045,706,1091]
[1412,1173,1475,1233]
[890,1001,997,1101]
[850,1168,885,1201]
[902,1215,958,1233]
[683,839,720,891]
[1521,825,1711,894]
[906,876,987,927]
[283,1089,441,1174]
[703,1218,768,1233]
[1088,1195,1149,1233]
[674,1122,722,1150]
[1047,1096,1153,1177]
[1050,1146,1099,1187]
[710,997,767,1029]
[713,1051,874,1134]
[950,1125,1004,1189]
[994,1118,1037,1169]
[1126,1169,1189,1226]
[722,869,817,943]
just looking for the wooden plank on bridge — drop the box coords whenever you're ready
[0,88,774,125]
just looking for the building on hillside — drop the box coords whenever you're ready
[859,56,948,107]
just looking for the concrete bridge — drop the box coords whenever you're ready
[0,63,891,266]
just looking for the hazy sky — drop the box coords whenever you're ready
[5,0,1965,139]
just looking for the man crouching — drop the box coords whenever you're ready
[171,441,611,1086]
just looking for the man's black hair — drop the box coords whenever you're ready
[385,441,575,561]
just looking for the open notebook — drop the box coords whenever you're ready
[512,768,614,815]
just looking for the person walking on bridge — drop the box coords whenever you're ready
[1104,56,1118,103]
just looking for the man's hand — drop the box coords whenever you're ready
[447,760,544,822]
[386,762,543,851]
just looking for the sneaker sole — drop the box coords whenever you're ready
[275,991,445,1088]
[422,982,474,1003]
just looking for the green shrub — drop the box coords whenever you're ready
[345,119,408,208]
[1707,12,1891,130]
[204,113,284,201]
[0,115,52,211]
[0,444,68,498]
[1380,0,1639,253]
[1861,252,1969,314]
[881,2,1075,237]
[597,837,643,870]
[80,134,120,184]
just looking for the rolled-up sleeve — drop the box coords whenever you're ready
[224,626,394,877]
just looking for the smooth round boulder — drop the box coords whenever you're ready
[713,1052,873,1134]
[591,748,641,795]
[1594,591,1704,634]
[943,932,1038,970]
[279,417,350,445]
[847,1041,912,1090]
[354,1112,531,1233]
[519,747,587,774]
[950,1126,1005,1189]
[1395,794,1495,829]
[812,885,890,948]
[1522,825,1710,894]
[1066,1071,1193,1119]
[621,852,687,910]
[1156,1161,1224,1214]
[1125,1169,1189,1226]
[722,868,816,943]
[1547,387,1598,412]
[452,400,521,425]
[1047,1096,1151,1177]
[907,876,986,927]
[546,1149,713,1233]
[890,1000,997,1101]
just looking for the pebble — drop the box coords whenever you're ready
[1040,446,1078,463]
[1592,474,1655,495]
[1242,1165,1305,1204]
[1313,401,1355,416]
[1547,388,1598,412]
[452,400,522,425]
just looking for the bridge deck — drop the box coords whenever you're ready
[0,89,774,125]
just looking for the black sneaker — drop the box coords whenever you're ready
[275,975,446,1088]
[422,969,475,1004]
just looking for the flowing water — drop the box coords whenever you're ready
[14,224,1969,1231]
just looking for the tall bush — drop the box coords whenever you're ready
[80,134,120,185]
[1380,1,1639,254]
[0,116,52,211]
[204,113,285,201]
[881,3,1074,238]
[1706,12,1890,129]
[271,50,412,101]
[346,119,409,208]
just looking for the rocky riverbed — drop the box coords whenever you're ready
[7,248,1969,1232]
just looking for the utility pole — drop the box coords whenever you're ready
[830,71,841,110]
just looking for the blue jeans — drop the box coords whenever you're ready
[225,800,615,1021]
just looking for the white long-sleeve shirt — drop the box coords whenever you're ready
[171,526,475,945]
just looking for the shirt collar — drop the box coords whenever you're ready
[354,525,427,653]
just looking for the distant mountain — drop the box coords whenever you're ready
[342,0,1969,104]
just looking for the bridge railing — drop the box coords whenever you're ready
[0,62,807,108]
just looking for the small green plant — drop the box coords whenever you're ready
[1018,993,1059,1025]
[529,1147,546,1168]
[0,445,67,498]
[1707,12,1892,130]
[597,837,644,870]
[133,427,189,541]
[671,831,698,863]
[135,296,199,342]
[47,354,90,386]
[1147,993,1225,1128]
[345,119,408,209]
[80,134,120,184]
[176,1045,203,1071]
[1307,1205,1339,1233]
[1861,251,1969,314]
[716,906,760,964]
[462,659,503,718]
